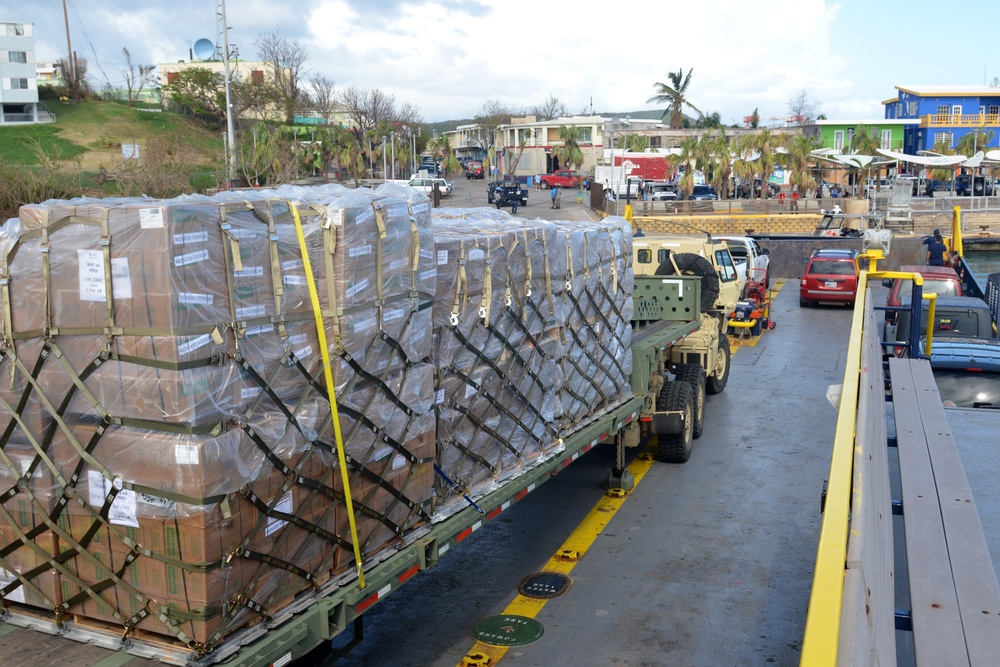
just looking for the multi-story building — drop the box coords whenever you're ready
[0,21,39,124]
[883,85,1000,153]
[804,119,910,153]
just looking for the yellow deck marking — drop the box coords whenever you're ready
[458,446,662,666]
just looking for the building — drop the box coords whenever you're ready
[0,21,40,124]
[804,119,910,153]
[883,85,1000,153]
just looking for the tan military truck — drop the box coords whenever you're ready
[629,233,741,461]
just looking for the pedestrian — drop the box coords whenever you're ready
[790,186,800,212]
[432,182,442,208]
[637,180,645,201]
[550,185,558,209]
[926,232,949,266]
[511,186,519,214]
[554,186,562,209]
[534,173,541,191]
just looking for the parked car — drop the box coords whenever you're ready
[715,236,771,287]
[688,185,719,200]
[645,181,679,201]
[487,179,528,207]
[465,161,484,179]
[799,249,860,307]
[881,265,963,338]
[955,175,993,197]
[928,338,1000,408]
[864,178,892,197]
[539,170,584,189]
[408,177,452,196]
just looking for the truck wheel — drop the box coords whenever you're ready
[674,363,706,439]
[654,252,720,313]
[706,336,730,395]
[655,381,694,463]
[541,182,550,189]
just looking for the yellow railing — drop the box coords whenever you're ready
[920,113,1000,127]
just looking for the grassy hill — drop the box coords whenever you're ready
[0,100,223,176]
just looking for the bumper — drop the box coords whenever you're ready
[801,288,856,303]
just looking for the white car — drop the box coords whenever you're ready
[714,235,771,288]
[408,177,452,197]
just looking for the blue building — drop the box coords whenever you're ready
[883,85,1000,153]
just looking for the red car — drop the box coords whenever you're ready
[465,161,484,179]
[799,249,860,307]
[882,264,961,325]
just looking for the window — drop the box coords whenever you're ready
[636,249,653,264]
[990,105,1000,115]
[7,51,26,64]
[881,129,892,149]
[981,106,986,115]
[251,70,264,84]
[834,130,845,151]
[908,101,918,116]
[934,131,954,148]
[649,136,661,148]
[5,24,24,37]
[715,251,738,282]
[5,78,29,90]
[937,105,950,115]
[576,128,592,143]
[952,105,962,115]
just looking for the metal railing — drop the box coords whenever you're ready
[624,197,829,217]
[921,113,1000,127]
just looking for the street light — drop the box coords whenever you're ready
[382,136,387,183]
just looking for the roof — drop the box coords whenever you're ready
[813,119,914,126]
[896,265,960,278]
[895,85,1000,97]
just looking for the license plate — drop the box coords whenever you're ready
[824,280,838,288]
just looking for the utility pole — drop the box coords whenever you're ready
[218,0,238,187]
[62,0,74,91]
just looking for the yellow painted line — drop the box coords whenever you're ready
[635,213,822,221]
[459,447,662,667]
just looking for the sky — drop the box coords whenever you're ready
[9,0,1000,124]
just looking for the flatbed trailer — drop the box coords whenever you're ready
[1,275,708,667]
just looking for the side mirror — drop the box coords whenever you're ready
[761,248,770,255]
[882,278,892,288]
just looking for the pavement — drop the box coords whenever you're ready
[438,179,602,223]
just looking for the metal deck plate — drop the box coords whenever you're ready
[470,615,544,646]
[517,571,573,599]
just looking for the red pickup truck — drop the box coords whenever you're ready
[540,170,584,189]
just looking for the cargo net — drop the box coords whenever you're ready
[428,210,634,520]
[0,185,438,654]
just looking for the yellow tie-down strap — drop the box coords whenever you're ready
[289,202,366,588]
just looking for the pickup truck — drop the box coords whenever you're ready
[714,235,770,288]
[539,170,584,189]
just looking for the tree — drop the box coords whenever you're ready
[430,134,461,179]
[667,136,700,199]
[307,73,338,123]
[341,86,396,134]
[957,129,994,157]
[622,133,651,153]
[847,125,881,196]
[783,134,821,195]
[551,125,585,171]
[164,68,227,125]
[120,48,156,107]
[506,129,532,175]
[752,129,784,197]
[701,129,732,198]
[787,90,820,125]
[695,111,722,129]
[749,108,760,129]
[647,68,701,129]
[255,32,309,124]
[56,55,91,100]
[530,94,568,121]
[475,100,514,176]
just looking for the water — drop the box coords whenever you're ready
[964,248,1000,282]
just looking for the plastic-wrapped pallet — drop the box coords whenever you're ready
[0,187,437,651]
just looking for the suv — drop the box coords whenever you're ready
[644,181,679,201]
[408,177,452,196]
[688,185,719,200]
[487,179,528,207]
[882,264,962,338]
[955,175,993,197]
[799,249,860,307]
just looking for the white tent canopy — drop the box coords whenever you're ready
[876,148,967,166]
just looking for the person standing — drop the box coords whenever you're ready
[926,232,949,266]
[550,185,558,209]
[534,173,541,191]
[554,186,562,209]
[790,186,800,212]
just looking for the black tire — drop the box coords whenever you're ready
[799,298,809,307]
[541,181,550,189]
[655,381,694,463]
[706,335,730,395]
[674,363,706,439]
[654,252,720,313]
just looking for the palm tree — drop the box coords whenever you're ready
[701,129,732,198]
[783,134,821,196]
[848,124,881,197]
[622,133,651,153]
[430,134,460,179]
[551,125,585,171]
[753,129,785,197]
[730,134,758,199]
[667,136,700,199]
[647,68,702,130]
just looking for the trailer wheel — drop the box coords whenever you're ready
[674,363,706,439]
[654,252,720,313]
[655,381,694,463]
[706,335,730,395]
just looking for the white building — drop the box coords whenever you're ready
[0,21,39,124]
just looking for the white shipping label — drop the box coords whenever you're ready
[173,249,210,267]
[138,492,173,510]
[236,304,266,319]
[265,491,293,536]
[345,278,369,299]
[348,245,372,258]
[111,258,133,298]
[382,306,406,323]
[437,250,448,265]
[294,345,313,359]
[178,293,214,306]
[282,259,304,271]
[175,444,200,465]
[173,231,209,245]
[139,207,164,229]
[288,333,308,346]
[177,334,212,356]
[436,388,445,404]
[234,266,264,278]
[87,471,139,527]
[419,269,436,282]
[245,324,275,336]
[78,249,107,302]
[392,454,406,471]
[284,275,307,286]
[0,568,25,603]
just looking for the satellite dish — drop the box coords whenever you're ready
[193,38,216,61]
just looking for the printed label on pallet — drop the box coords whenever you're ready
[265,491,293,536]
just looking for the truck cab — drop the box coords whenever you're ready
[714,235,770,287]
[632,233,743,313]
